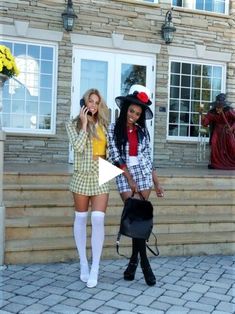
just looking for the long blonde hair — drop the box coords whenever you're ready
[73,88,109,139]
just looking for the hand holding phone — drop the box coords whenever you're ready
[80,98,92,116]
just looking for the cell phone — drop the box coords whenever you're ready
[80,98,92,116]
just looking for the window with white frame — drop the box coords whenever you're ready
[172,0,229,14]
[1,40,57,134]
[168,60,225,140]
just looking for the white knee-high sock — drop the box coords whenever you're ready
[74,211,89,282]
[87,211,105,288]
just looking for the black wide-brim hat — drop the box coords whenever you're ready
[115,84,153,119]
[211,93,230,108]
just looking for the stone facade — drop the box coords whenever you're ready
[0,0,234,167]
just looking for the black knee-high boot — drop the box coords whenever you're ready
[138,239,156,286]
[123,238,139,281]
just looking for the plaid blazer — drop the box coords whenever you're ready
[108,123,153,176]
[66,120,109,172]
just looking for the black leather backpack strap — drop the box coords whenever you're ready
[146,232,160,256]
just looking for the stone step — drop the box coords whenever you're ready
[3,183,234,201]
[5,231,235,264]
[5,214,235,240]
[4,172,235,186]
[5,198,235,218]
[3,166,235,264]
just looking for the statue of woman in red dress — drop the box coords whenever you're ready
[200,93,235,170]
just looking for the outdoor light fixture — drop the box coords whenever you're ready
[62,0,77,32]
[161,9,176,44]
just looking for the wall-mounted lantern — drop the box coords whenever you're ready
[62,0,77,32]
[161,9,176,44]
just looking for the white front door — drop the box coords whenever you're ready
[70,47,156,162]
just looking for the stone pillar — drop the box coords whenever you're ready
[0,131,6,266]
[0,74,7,267]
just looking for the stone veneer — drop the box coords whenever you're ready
[0,0,234,167]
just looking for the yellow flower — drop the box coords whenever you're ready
[0,45,20,78]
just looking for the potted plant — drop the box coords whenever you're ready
[0,45,20,85]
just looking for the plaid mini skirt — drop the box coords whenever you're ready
[116,164,153,193]
[70,160,109,196]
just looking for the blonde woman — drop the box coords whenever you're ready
[66,88,109,288]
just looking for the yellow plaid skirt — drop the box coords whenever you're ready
[70,160,109,196]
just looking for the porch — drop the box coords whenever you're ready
[3,163,235,264]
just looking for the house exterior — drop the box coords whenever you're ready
[0,0,234,168]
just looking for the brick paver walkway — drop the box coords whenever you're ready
[0,255,234,313]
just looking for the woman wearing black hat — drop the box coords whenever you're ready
[200,93,235,170]
[108,85,164,286]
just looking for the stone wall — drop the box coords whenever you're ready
[0,0,234,167]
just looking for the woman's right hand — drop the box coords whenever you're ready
[127,177,138,194]
[79,106,89,131]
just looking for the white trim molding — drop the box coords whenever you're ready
[71,32,161,54]
[167,44,231,62]
[0,21,63,42]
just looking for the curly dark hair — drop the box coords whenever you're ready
[113,102,149,156]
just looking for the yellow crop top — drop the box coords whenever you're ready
[92,124,107,156]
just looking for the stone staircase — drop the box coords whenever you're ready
[3,166,235,264]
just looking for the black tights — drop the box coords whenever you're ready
[130,238,149,267]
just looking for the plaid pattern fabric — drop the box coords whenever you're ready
[116,163,152,193]
[66,120,109,195]
[108,123,154,193]
[70,160,109,195]
[66,120,92,172]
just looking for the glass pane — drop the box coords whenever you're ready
[170,87,180,98]
[192,64,201,76]
[80,59,108,100]
[169,111,179,123]
[41,47,53,60]
[202,89,211,101]
[180,101,189,112]
[180,112,189,123]
[213,0,225,13]
[40,89,52,102]
[173,0,182,5]
[40,102,51,115]
[212,78,221,90]
[169,124,178,136]
[202,65,212,77]
[39,115,51,129]
[182,63,191,75]
[202,77,211,89]
[179,125,188,136]
[28,45,40,59]
[26,101,38,114]
[191,89,201,100]
[121,64,146,96]
[41,61,53,74]
[213,66,222,77]
[196,0,204,10]
[169,99,179,111]
[171,62,180,73]
[11,114,24,128]
[205,0,213,11]
[14,43,26,56]
[40,74,52,88]
[181,88,190,99]
[191,101,200,113]
[171,74,180,86]
[192,76,201,88]
[12,100,24,113]
[181,75,190,87]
